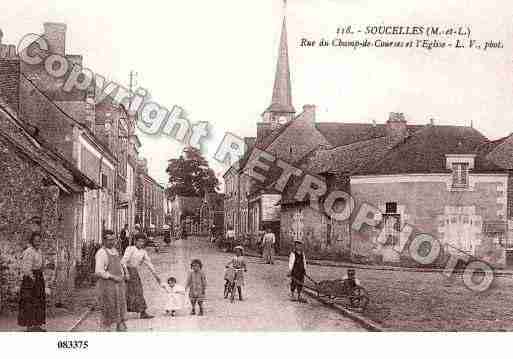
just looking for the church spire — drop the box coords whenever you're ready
[264,0,295,118]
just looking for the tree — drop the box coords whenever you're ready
[166,147,220,198]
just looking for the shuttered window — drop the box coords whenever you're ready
[452,162,469,188]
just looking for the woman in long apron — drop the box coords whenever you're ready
[18,232,46,331]
[95,230,129,331]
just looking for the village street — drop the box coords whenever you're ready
[75,239,365,331]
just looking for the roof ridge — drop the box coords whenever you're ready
[324,135,388,152]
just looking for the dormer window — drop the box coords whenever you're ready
[452,162,469,188]
[445,154,475,191]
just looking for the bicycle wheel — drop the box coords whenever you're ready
[230,283,236,303]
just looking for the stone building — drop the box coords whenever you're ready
[0,22,144,310]
[279,112,510,267]
[0,98,96,310]
[167,195,203,237]
[199,192,224,236]
[134,158,166,232]
[223,4,512,268]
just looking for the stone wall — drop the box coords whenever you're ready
[280,203,351,260]
[350,174,507,267]
[0,136,78,311]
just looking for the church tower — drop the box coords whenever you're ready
[261,0,295,129]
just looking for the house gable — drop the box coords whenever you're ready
[264,106,330,164]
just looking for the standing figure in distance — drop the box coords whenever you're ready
[119,224,130,255]
[262,228,276,265]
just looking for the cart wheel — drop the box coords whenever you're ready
[350,287,369,310]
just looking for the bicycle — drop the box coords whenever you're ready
[223,267,245,303]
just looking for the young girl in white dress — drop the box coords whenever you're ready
[161,277,186,316]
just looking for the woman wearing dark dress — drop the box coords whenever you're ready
[18,232,46,331]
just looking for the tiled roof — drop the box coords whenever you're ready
[315,123,425,148]
[299,136,399,175]
[355,125,491,175]
[254,118,296,150]
[483,134,513,170]
[0,101,97,192]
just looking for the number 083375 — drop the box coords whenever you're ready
[57,340,89,350]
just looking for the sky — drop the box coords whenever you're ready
[1,0,513,187]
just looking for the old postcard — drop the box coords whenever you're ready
[0,0,512,357]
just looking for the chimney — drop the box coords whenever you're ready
[85,96,96,133]
[386,112,408,140]
[43,22,66,55]
[302,104,316,122]
[303,104,316,113]
[0,29,17,59]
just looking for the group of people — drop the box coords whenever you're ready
[16,227,205,332]
[94,230,209,331]
[92,228,312,330]
[16,224,328,332]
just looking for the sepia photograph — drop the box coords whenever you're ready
[0,0,512,356]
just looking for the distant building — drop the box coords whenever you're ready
[199,192,224,236]
[167,195,203,237]
[134,158,166,231]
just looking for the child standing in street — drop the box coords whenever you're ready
[161,277,186,317]
[185,259,207,316]
[226,246,247,301]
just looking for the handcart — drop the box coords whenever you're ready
[295,273,369,311]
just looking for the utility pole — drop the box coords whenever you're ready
[129,70,137,109]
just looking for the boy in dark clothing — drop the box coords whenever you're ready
[288,240,307,303]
